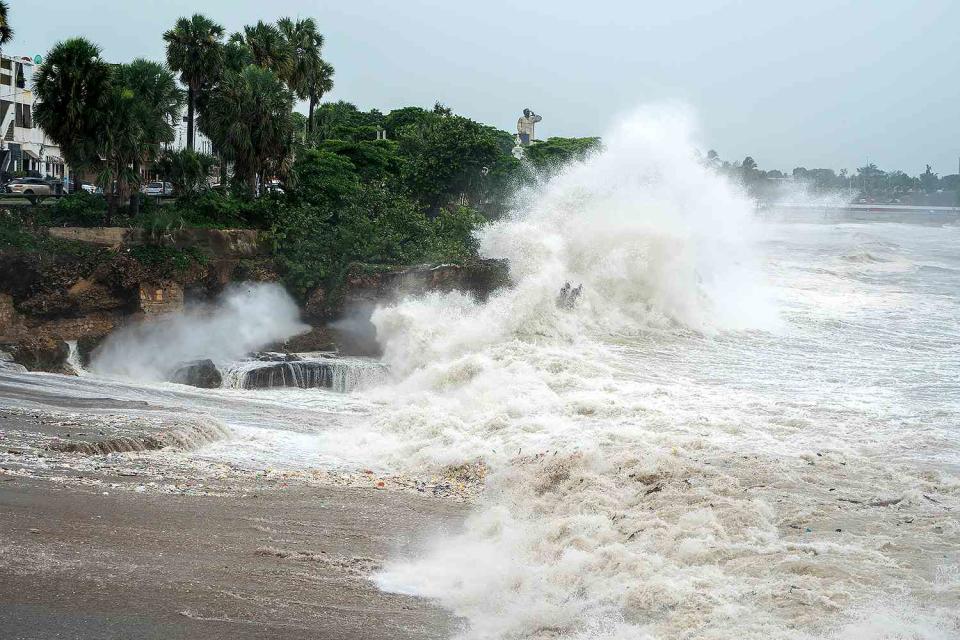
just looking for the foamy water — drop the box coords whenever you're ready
[1,108,957,638]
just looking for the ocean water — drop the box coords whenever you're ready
[2,108,958,638]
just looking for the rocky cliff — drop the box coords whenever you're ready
[0,228,509,371]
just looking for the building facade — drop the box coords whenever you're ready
[0,53,66,181]
[167,109,214,155]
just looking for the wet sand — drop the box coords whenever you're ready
[0,475,464,639]
[0,393,467,640]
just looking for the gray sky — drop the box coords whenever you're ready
[9,1,959,175]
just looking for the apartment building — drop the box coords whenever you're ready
[0,53,66,181]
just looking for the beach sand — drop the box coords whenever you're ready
[0,405,465,640]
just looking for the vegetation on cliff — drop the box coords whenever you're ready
[6,10,603,312]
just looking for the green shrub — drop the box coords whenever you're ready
[48,191,108,227]
[127,244,208,277]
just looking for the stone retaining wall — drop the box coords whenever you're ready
[48,228,266,258]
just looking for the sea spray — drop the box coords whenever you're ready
[90,283,307,381]
[323,107,958,638]
[372,106,779,381]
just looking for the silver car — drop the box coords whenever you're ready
[141,181,173,197]
[6,177,53,196]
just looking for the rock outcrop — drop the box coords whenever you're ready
[1,226,510,369]
[169,359,223,389]
[2,336,70,373]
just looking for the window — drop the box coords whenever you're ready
[15,103,31,128]
[14,64,25,89]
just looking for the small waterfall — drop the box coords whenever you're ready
[65,340,87,376]
[221,356,389,392]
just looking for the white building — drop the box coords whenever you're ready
[167,109,214,156]
[0,53,66,180]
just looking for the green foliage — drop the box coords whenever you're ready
[0,214,37,250]
[0,214,108,261]
[163,14,225,152]
[127,244,208,277]
[201,64,294,195]
[0,1,12,46]
[289,149,360,208]
[318,139,402,183]
[153,149,216,196]
[240,21,293,78]
[272,148,487,296]
[397,111,504,214]
[428,206,485,260]
[144,190,277,229]
[35,41,183,221]
[310,101,384,142]
[33,38,113,170]
[48,191,108,227]
[524,137,602,173]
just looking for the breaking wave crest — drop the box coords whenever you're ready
[333,107,960,639]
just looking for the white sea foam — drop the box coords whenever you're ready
[343,107,960,638]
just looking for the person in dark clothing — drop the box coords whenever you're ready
[557,282,572,307]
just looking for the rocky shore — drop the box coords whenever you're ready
[0,227,508,373]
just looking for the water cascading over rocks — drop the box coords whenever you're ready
[221,355,389,392]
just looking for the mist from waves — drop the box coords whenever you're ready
[297,107,960,639]
[90,283,308,382]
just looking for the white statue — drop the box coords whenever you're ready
[517,108,542,146]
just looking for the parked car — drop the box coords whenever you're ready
[79,182,102,195]
[6,177,54,196]
[141,181,173,197]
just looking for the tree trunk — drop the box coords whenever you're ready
[307,92,316,137]
[219,153,227,188]
[130,160,140,217]
[105,195,116,226]
[186,85,195,152]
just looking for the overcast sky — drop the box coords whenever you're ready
[8,1,959,175]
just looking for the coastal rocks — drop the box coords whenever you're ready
[0,348,27,373]
[300,260,510,355]
[222,354,389,392]
[3,337,70,373]
[233,360,337,390]
[169,359,223,389]
[304,259,510,323]
[278,327,337,353]
[18,280,129,318]
[76,334,108,367]
[46,416,232,455]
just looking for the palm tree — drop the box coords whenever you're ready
[88,60,182,220]
[277,17,333,137]
[34,38,112,171]
[202,65,294,195]
[163,14,224,151]
[115,59,183,215]
[240,21,293,80]
[307,61,334,138]
[0,1,13,49]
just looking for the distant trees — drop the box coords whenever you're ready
[33,38,113,170]
[0,1,12,49]
[35,40,183,220]
[524,137,602,173]
[277,17,332,136]
[153,149,216,196]
[103,60,184,216]
[163,14,225,152]
[201,65,294,195]
[702,150,960,203]
[919,164,939,193]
